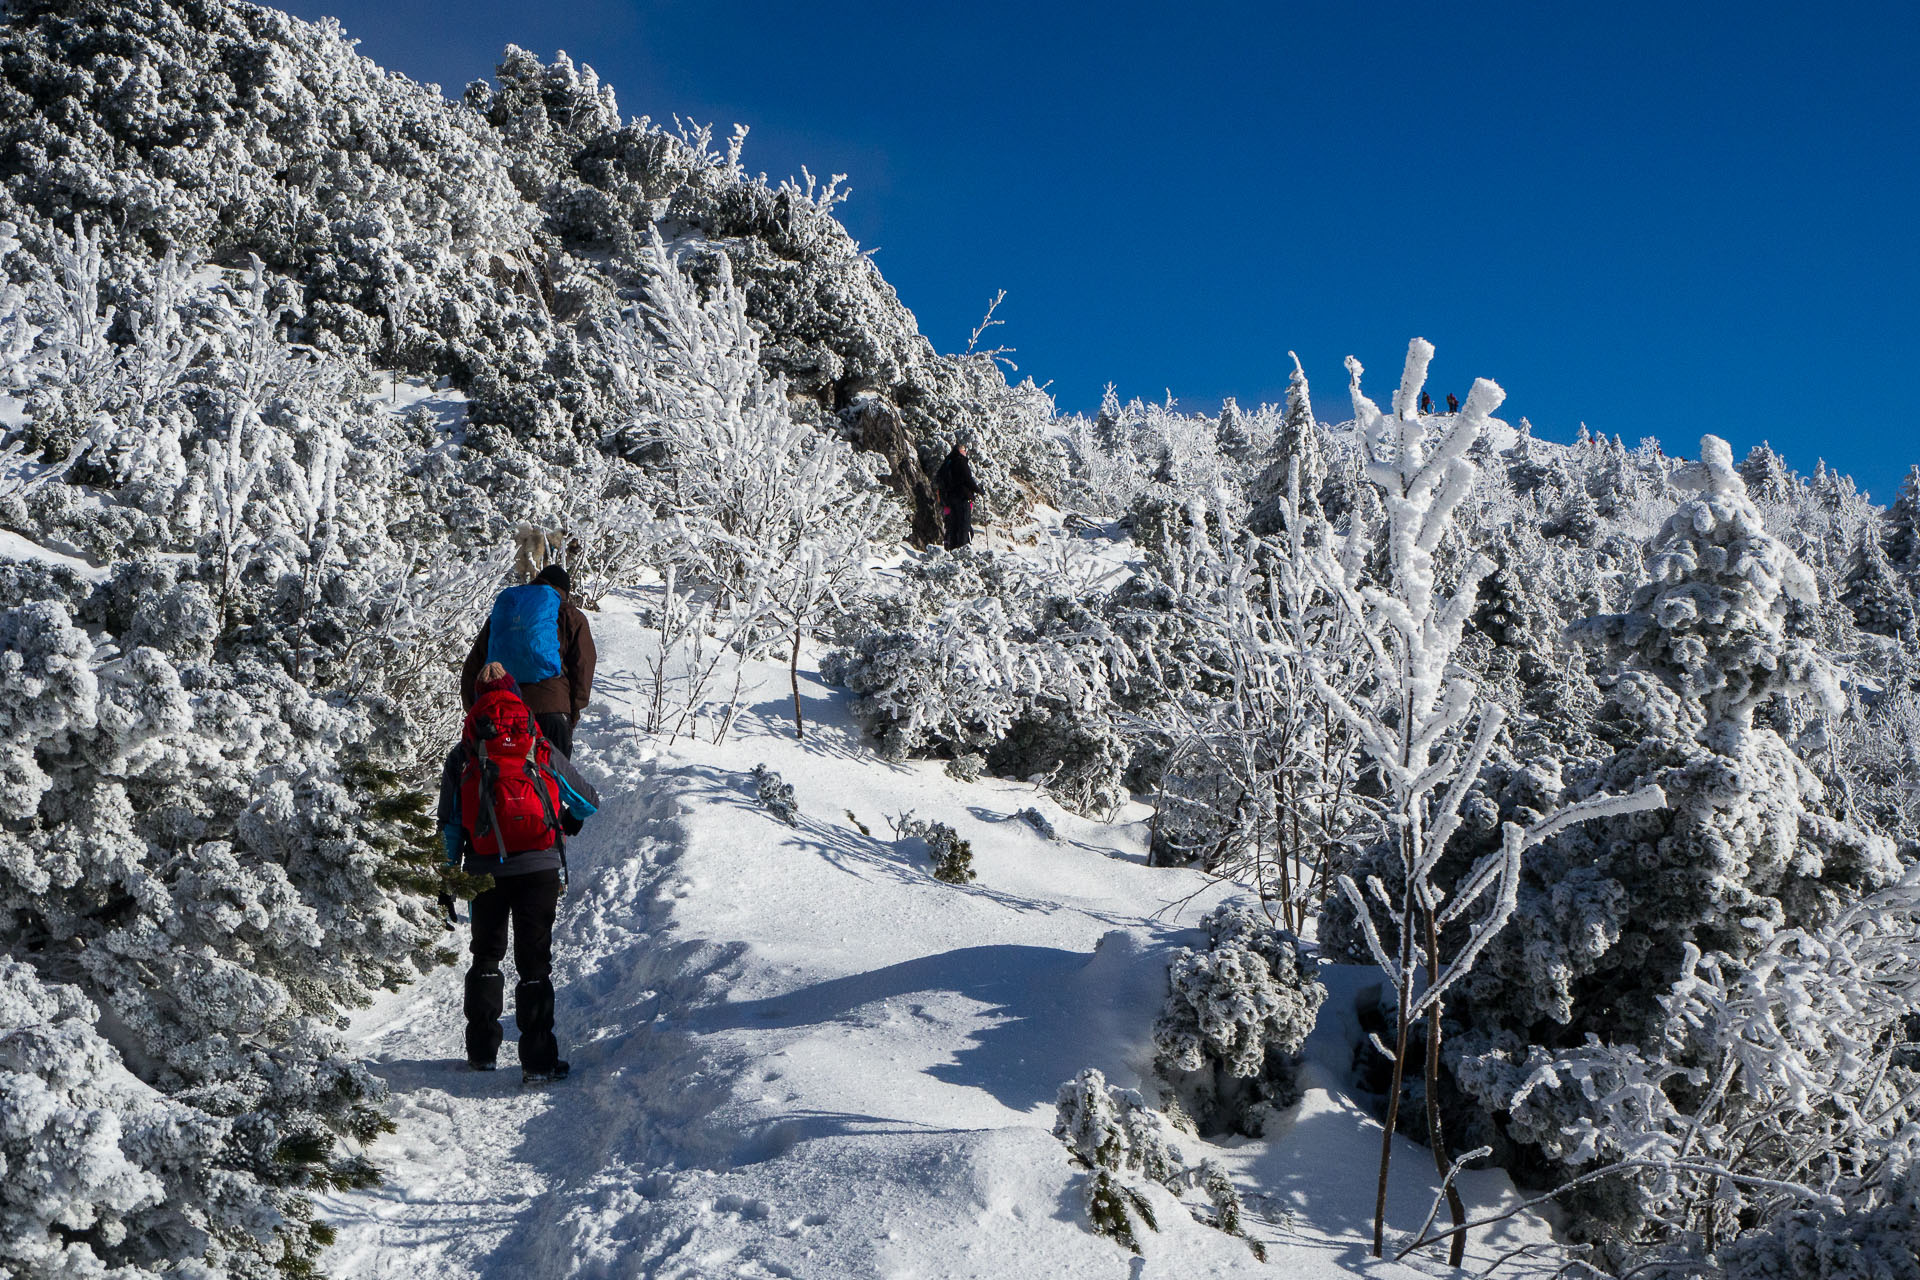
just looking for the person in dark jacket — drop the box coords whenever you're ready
[461,565,597,755]
[1419,390,1433,414]
[440,663,601,1083]
[1445,392,1459,414]
[933,441,983,550]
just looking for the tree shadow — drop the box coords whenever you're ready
[731,684,878,766]
[689,940,1170,1117]
[682,763,1141,926]
[728,1110,989,1165]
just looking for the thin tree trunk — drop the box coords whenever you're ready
[1423,905,1468,1267]
[1374,682,1419,1259]
[1373,841,1418,1258]
[1274,772,1293,930]
[789,624,805,740]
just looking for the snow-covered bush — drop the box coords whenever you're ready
[1053,1067,1267,1260]
[1153,905,1324,1135]
[1054,1067,1177,1254]
[889,813,976,884]
[1055,1066,1183,1183]
[823,590,1025,758]
[1059,1066,1175,1258]
[1016,806,1058,840]
[825,548,1128,814]
[751,763,799,827]
[943,752,987,783]
[1719,1165,1920,1280]
[0,959,236,1280]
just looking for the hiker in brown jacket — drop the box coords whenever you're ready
[461,565,597,755]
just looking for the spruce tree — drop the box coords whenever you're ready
[1841,525,1917,639]
[1886,464,1920,570]
[1450,437,1901,1238]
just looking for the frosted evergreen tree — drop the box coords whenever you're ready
[0,959,233,1279]
[1444,862,1920,1266]
[1214,395,1255,460]
[1739,441,1796,505]
[1841,524,1917,639]
[1505,417,1554,495]
[1248,352,1324,533]
[1547,467,1601,546]
[1095,382,1125,450]
[1886,464,1920,571]
[1448,436,1902,1248]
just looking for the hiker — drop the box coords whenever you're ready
[1445,392,1459,414]
[440,662,601,1083]
[933,440,982,550]
[462,564,596,756]
[1419,390,1433,414]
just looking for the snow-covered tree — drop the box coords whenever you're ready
[1462,863,1920,1266]
[604,228,898,735]
[1840,524,1916,639]
[1288,339,1663,1262]
[1116,479,1374,929]
[1248,351,1325,533]
[1885,465,1920,571]
[1447,436,1903,1256]
[0,958,235,1280]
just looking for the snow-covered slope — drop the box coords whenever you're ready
[314,589,1556,1278]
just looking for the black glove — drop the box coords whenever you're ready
[561,811,584,837]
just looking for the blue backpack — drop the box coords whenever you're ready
[486,584,564,685]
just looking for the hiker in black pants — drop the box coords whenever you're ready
[1419,390,1433,414]
[440,663,601,1083]
[934,441,983,550]
[1446,392,1459,414]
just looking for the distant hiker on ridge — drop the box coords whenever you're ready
[1446,392,1459,414]
[462,565,596,756]
[1419,390,1433,414]
[934,440,983,550]
[441,662,601,1084]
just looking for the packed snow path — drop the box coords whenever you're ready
[315,592,1555,1278]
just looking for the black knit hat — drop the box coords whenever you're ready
[534,565,572,594]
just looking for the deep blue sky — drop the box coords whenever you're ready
[284,0,1919,503]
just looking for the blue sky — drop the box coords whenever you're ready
[284,0,1919,503]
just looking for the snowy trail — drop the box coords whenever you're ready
[317,592,1558,1278]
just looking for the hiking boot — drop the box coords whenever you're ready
[522,1060,569,1085]
[467,1059,498,1072]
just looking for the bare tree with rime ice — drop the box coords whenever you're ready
[1276,338,1664,1263]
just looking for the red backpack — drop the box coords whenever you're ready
[459,686,564,860]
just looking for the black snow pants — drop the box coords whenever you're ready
[534,711,575,756]
[465,868,564,1072]
[942,497,974,550]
